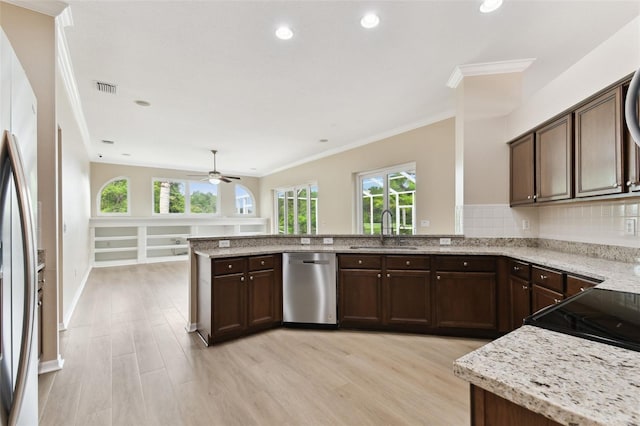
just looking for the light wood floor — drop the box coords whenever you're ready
[38,261,487,426]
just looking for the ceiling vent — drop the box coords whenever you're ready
[95,81,117,94]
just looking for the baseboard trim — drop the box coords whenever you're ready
[185,322,197,333]
[61,265,92,330]
[38,355,64,374]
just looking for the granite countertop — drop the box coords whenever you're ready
[194,243,640,425]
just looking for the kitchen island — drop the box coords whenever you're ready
[188,235,640,425]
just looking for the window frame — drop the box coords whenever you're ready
[273,183,318,234]
[234,184,256,216]
[151,177,220,216]
[97,176,131,216]
[356,163,416,235]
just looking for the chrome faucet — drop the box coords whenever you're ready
[380,209,394,244]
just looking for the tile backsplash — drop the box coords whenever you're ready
[464,201,640,248]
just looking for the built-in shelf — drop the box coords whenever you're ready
[90,217,268,267]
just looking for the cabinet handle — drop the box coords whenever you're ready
[513,266,520,271]
[386,273,391,278]
[240,276,245,282]
[37,300,42,307]
[533,194,537,200]
[405,261,410,266]
[260,260,265,266]
[553,298,561,304]
[377,274,381,278]
[580,287,585,292]
[627,180,636,187]
[612,182,621,188]
[228,264,233,269]
[358,260,363,265]
[437,275,441,280]
[527,195,532,200]
[522,285,529,290]
[463,261,468,267]
[540,274,547,280]
[250,276,254,281]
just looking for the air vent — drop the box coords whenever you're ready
[101,140,115,145]
[95,81,117,94]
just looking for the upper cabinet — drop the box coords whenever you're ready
[574,87,623,197]
[509,134,535,206]
[536,114,573,202]
[509,76,638,206]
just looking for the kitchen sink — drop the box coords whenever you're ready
[349,246,419,250]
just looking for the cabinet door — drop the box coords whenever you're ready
[532,285,563,313]
[536,114,573,202]
[510,134,536,205]
[565,275,599,298]
[384,270,431,327]
[247,269,276,331]
[624,83,640,192]
[212,273,247,340]
[575,87,623,197]
[339,269,382,327]
[509,275,531,330]
[434,272,496,329]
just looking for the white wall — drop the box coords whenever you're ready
[90,162,260,218]
[259,118,456,235]
[55,68,92,327]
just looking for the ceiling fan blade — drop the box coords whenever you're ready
[222,175,241,180]
[221,177,232,183]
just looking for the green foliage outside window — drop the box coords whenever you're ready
[153,181,186,213]
[190,190,217,213]
[100,178,128,214]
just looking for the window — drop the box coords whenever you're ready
[153,179,218,215]
[98,177,129,215]
[358,164,416,235]
[274,184,318,234]
[235,184,255,215]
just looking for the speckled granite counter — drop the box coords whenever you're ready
[192,240,640,425]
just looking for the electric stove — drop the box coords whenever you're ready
[524,287,640,352]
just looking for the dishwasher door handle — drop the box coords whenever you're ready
[301,260,330,265]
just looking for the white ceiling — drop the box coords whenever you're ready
[62,0,640,177]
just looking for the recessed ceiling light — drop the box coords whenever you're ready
[275,26,294,40]
[360,13,380,29]
[134,100,151,107]
[479,0,503,13]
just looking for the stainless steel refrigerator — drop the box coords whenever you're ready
[0,29,39,426]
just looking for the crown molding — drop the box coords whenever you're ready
[446,58,536,89]
[56,7,93,155]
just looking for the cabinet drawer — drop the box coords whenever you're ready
[385,255,430,270]
[249,255,275,271]
[566,275,600,297]
[339,255,382,269]
[434,256,496,272]
[531,266,564,293]
[213,258,246,275]
[532,284,563,313]
[509,259,530,280]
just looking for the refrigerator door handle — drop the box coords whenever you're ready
[0,131,36,426]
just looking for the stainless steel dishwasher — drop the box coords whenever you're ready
[283,252,337,326]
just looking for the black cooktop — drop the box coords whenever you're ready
[524,288,640,352]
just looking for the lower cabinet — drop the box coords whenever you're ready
[197,254,282,345]
[434,272,496,329]
[532,285,564,313]
[509,275,531,330]
[339,268,383,327]
[471,385,563,426]
[384,270,431,327]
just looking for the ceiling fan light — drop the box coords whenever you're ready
[480,0,503,13]
[209,177,221,185]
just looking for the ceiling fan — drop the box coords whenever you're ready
[188,150,241,184]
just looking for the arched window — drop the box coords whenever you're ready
[235,184,255,215]
[98,177,130,215]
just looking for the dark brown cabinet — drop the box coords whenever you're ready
[510,134,536,206]
[338,255,383,328]
[535,114,573,202]
[197,254,282,345]
[565,274,600,297]
[471,385,563,426]
[508,259,531,330]
[384,255,431,328]
[531,266,564,313]
[434,256,497,330]
[575,87,624,197]
[624,82,640,192]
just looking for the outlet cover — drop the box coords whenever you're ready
[323,237,334,244]
[439,238,451,245]
[218,240,230,248]
[300,237,311,245]
[625,218,636,236]
[522,219,530,230]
